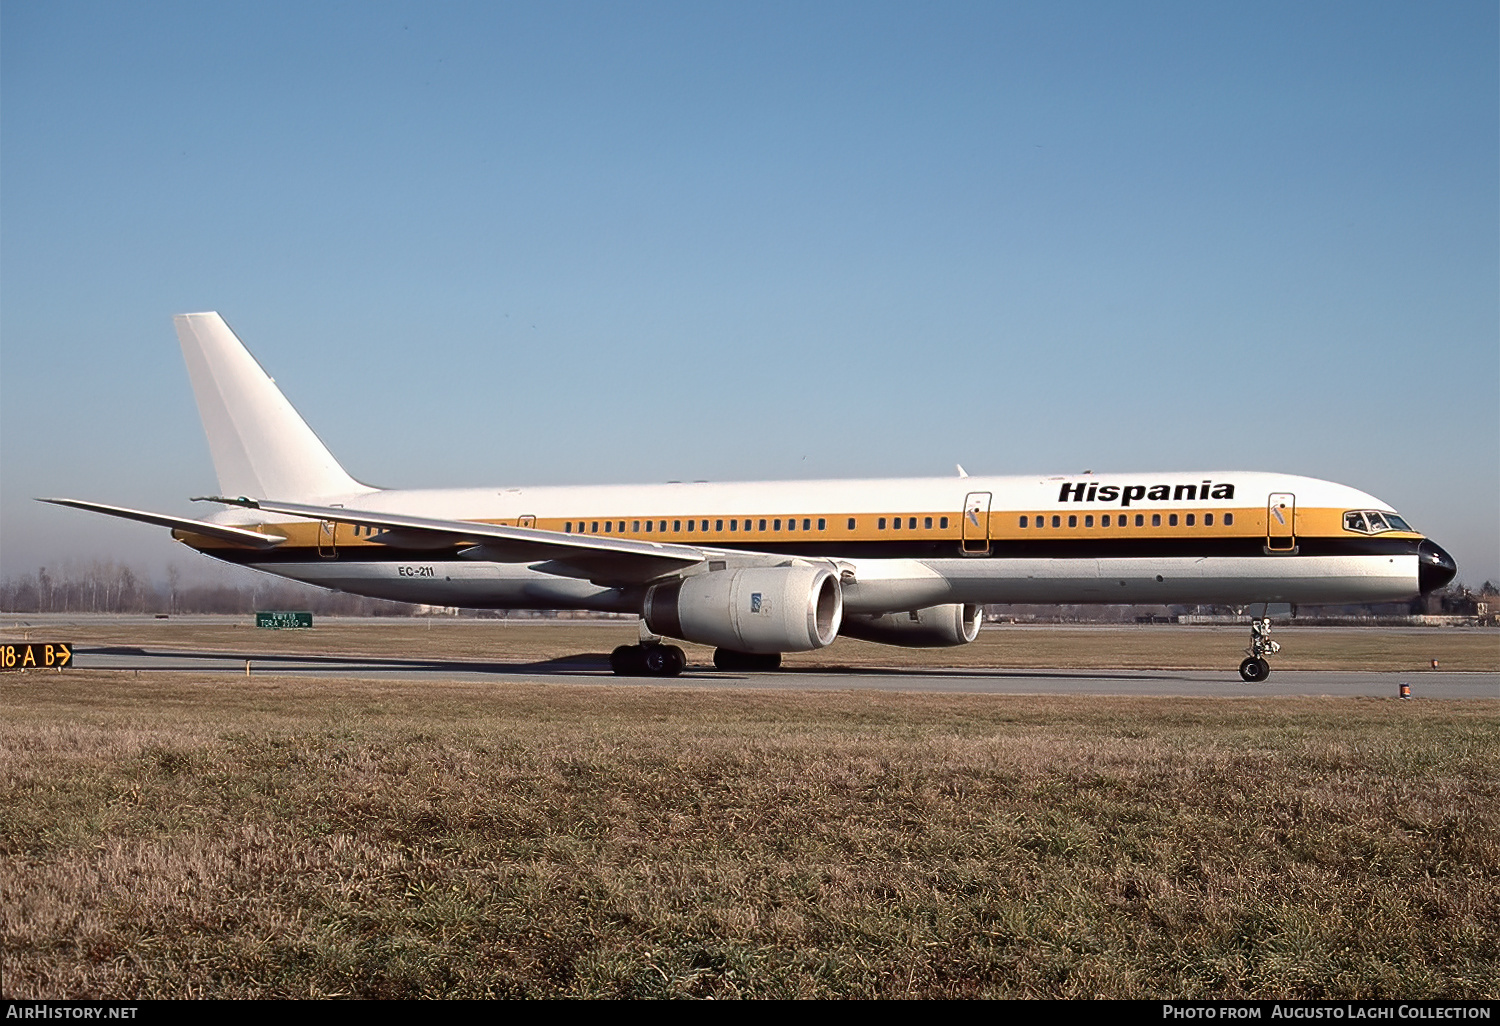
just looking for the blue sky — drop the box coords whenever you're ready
[3,1,1497,584]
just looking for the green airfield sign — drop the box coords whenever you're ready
[256,611,313,630]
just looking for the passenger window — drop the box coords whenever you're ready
[1020,516,1029,528]
[701,520,708,531]
[818,519,826,530]
[631,520,640,532]
[716,519,723,531]
[644,521,652,532]
[1036,515,1045,528]
[1224,513,1233,526]
[787,519,795,532]
[604,521,612,533]
[619,522,625,532]
[1068,515,1077,528]
[1134,514,1144,527]
[878,518,887,529]
[892,517,901,530]
[1169,514,1178,527]
[1102,514,1110,527]
[1205,514,1214,526]
[847,518,856,530]
[1152,514,1161,527]
[758,519,766,531]
[774,519,782,531]
[673,520,681,532]
[940,517,949,529]
[727,520,735,532]
[804,519,811,530]
[1085,515,1093,527]
[564,523,572,533]
[591,522,599,533]
[908,517,917,529]
[659,521,667,532]
[924,517,933,529]
[1052,515,1061,528]
[685,520,692,532]
[1186,514,1195,526]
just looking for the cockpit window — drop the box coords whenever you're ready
[1344,510,1413,534]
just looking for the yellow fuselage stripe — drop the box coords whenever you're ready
[181,505,1422,550]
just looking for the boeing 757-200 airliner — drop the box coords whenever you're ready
[44,313,1457,680]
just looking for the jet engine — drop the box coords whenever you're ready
[644,565,842,653]
[839,603,982,648]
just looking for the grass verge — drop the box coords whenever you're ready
[3,673,1496,998]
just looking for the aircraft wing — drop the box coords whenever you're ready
[38,498,288,549]
[210,497,708,586]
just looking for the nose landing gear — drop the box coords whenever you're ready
[1239,617,1281,682]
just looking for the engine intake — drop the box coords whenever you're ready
[839,603,982,648]
[644,565,842,653]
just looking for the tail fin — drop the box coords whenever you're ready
[174,312,367,500]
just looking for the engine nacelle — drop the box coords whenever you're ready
[644,565,842,653]
[838,603,982,648]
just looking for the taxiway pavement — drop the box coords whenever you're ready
[72,645,1498,698]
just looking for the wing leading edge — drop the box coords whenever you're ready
[208,497,709,586]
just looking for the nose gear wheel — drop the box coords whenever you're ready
[1239,617,1281,682]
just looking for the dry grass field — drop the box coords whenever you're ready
[2,668,1496,999]
[4,617,1497,671]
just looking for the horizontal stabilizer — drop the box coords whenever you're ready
[39,498,287,549]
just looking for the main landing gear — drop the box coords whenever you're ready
[1238,617,1281,682]
[607,644,786,676]
[610,642,686,677]
[712,649,782,672]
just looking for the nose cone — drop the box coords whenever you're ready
[1418,540,1457,594]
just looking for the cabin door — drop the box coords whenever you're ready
[1266,493,1296,552]
[317,519,339,559]
[318,503,344,558]
[961,491,992,555]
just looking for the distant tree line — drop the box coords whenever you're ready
[3,562,1493,620]
[0,562,420,616]
[986,580,1497,623]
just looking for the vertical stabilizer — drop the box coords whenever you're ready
[174,312,367,500]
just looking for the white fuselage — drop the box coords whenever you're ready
[194,470,1429,613]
